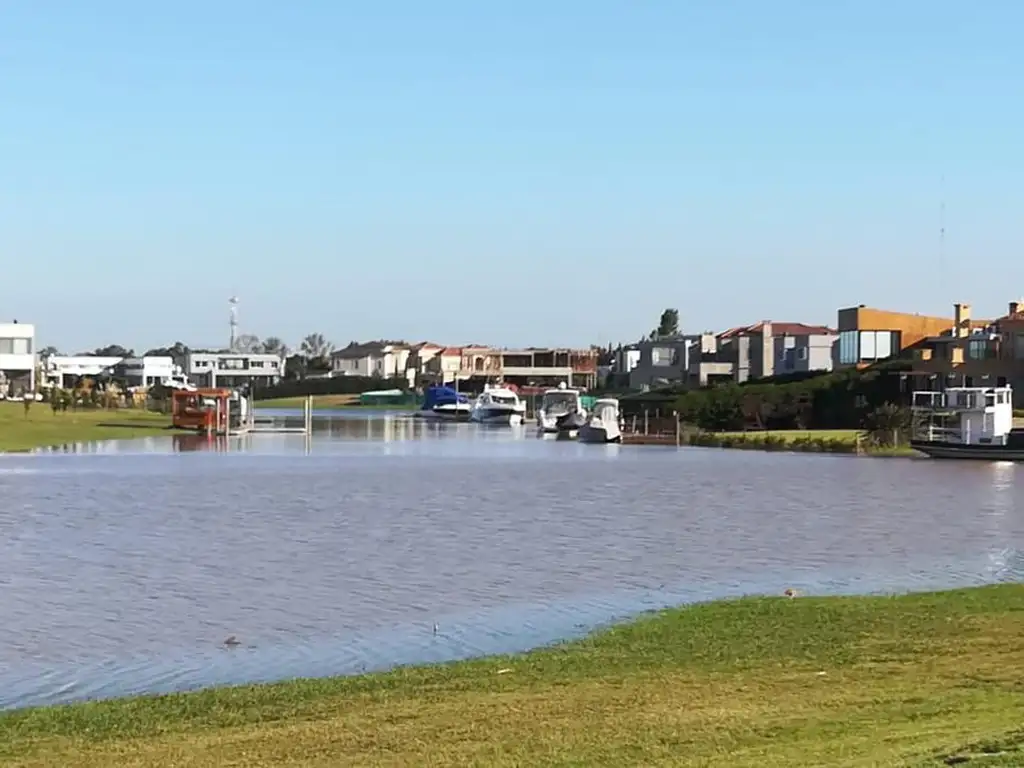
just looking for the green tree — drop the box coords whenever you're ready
[651,308,679,339]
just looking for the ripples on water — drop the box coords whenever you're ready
[1,410,1023,710]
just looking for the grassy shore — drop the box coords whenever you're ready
[711,429,919,456]
[1,585,1022,766]
[0,402,173,453]
[254,394,418,410]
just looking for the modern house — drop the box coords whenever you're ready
[717,321,836,381]
[834,304,989,369]
[184,351,283,389]
[330,341,410,379]
[500,347,598,389]
[628,335,708,389]
[903,300,1024,404]
[0,321,36,394]
[42,354,181,389]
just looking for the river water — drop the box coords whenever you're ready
[1,410,1022,710]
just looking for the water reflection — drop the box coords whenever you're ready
[1,412,1023,710]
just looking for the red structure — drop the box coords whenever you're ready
[170,388,232,433]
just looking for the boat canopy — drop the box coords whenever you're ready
[423,385,468,409]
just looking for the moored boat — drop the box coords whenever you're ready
[537,383,587,434]
[910,385,1024,459]
[469,385,526,426]
[578,397,622,444]
[417,384,471,421]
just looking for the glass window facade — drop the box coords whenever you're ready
[838,330,900,365]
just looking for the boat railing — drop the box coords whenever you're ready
[911,391,947,409]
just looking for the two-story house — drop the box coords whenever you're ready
[718,321,836,381]
[0,320,36,394]
[185,351,283,389]
[330,341,410,379]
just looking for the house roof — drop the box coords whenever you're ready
[718,321,835,339]
[331,340,409,359]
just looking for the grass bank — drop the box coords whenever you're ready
[254,394,418,410]
[0,403,173,453]
[706,429,919,456]
[2,585,1023,766]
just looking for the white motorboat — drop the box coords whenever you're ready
[579,397,622,444]
[469,385,526,426]
[536,383,587,434]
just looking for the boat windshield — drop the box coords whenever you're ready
[491,394,518,405]
[542,392,577,409]
[595,403,618,422]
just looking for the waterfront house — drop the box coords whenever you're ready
[185,351,283,389]
[834,303,989,369]
[0,320,36,394]
[717,321,836,381]
[500,347,598,389]
[629,335,706,389]
[330,341,410,379]
[42,354,180,389]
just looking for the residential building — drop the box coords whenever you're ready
[687,333,736,387]
[423,347,466,383]
[404,342,444,385]
[834,304,989,369]
[905,300,1024,404]
[0,321,36,394]
[718,321,836,382]
[629,335,706,389]
[500,347,598,389]
[330,341,410,379]
[185,351,283,389]
[42,354,180,389]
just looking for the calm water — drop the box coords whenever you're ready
[1,410,1022,710]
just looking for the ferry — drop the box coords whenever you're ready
[910,385,1024,460]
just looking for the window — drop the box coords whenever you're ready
[218,358,247,370]
[838,330,859,364]
[797,347,808,361]
[968,340,986,360]
[0,339,12,354]
[651,346,674,366]
[860,331,877,359]
[875,331,893,359]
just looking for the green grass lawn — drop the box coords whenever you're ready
[255,394,418,410]
[0,402,173,452]
[718,429,863,443]
[1,585,1022,766]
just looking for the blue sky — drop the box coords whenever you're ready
[3,1,1022,353]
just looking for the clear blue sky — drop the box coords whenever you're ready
[3,1,1022,353]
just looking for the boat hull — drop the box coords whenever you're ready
[910,440,1024,461]
[417,405,472,422]
[470,407,525,426]
[579,424,622,444]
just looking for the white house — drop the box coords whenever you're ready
[330,342,410,379]
[42,355,183,389]
[184,352,283,389]
[0,321,36,394]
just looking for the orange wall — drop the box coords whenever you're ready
[837,306,988,350]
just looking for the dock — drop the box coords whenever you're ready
[215,395,314,437]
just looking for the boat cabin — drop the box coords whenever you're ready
[911,386,1014,445]
[171,388,236,433]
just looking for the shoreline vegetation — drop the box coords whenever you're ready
[0,585,1022,766]
[625,428,920,456]
[0,402,173,453]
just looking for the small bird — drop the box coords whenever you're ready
[223,635,241,647]
[433,623,439,636]
[783,588,799,599]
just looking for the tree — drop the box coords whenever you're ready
[651,308,679,340]
[87,345,133,357]
[235,334,262,353]
[143,342,190,364]
[300,333,334,363]
[261,336,287,356]
[862,402,913,447]
[38,345,60,358]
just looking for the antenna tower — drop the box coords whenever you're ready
[229,296,239,351]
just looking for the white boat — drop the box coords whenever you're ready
[536,383,587,434]
[579,397,622,444]
[469,385,526,426]
[910,386,1024,459]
